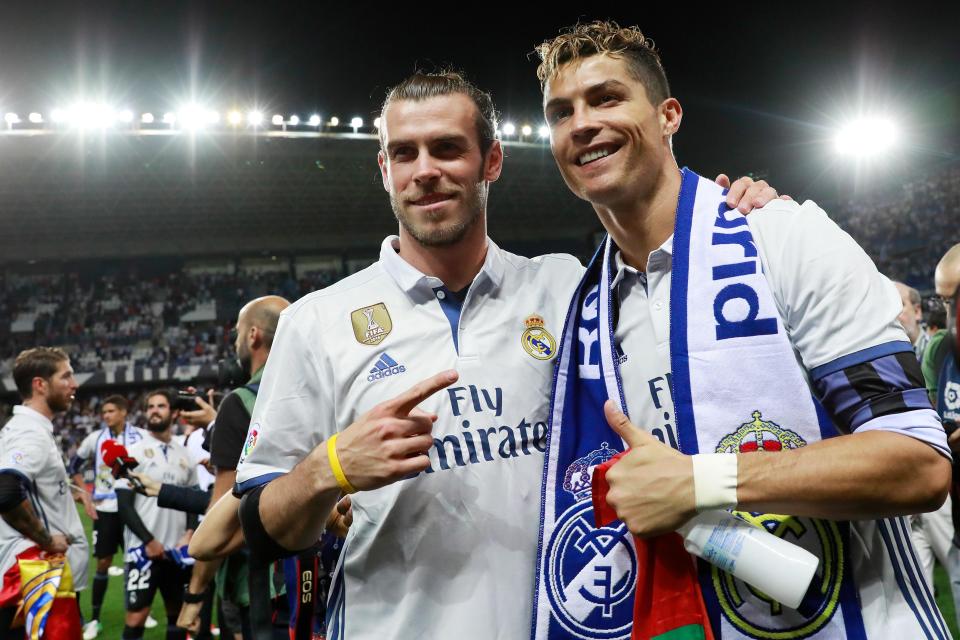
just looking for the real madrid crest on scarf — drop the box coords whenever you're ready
[533,237,637,640]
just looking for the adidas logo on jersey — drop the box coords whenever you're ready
[367,353,406,382]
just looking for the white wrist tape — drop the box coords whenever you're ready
[691,453,738,512]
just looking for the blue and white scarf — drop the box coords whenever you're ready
[533,169,871,639]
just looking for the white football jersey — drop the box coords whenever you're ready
[237,236,584,639]
[75,423,146,513]
[0,406,89,590]
[117,433,197,556]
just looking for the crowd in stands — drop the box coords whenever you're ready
[832,164,960,290]
[0,265,342,376]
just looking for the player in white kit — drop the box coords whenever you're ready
[231,71,779,639]
[533,21,952,640]
[71,394,146,638]
[0,347,89,637]
[116,389,197,640]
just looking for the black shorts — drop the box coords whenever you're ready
[124,558,190,612]
[93,510,124,558]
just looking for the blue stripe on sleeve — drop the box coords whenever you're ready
[810,341,914,380]
[234,471,284,495]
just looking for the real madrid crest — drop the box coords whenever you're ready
[351,303,393,346]
[715,410,806,453]
[521,314,556,361]
[144,448,155,459]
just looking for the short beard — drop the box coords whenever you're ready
[48,394,71,413]
[390,184,485,248]
[147,417,171,433]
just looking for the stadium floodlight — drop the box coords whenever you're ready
[228,110,242,125]
[521,125,533,137]
[179,105,216,129]
[118,109,134,124]
[28,112,42,124]
[162,112,177,125]
[247,110,263,126]
[373,117,381,129]
[271,114,284,126]
[288,115,300,126]
[502,122,516,136]
[308,114,321,127]
[329,116,340,127]
[538,125,550,138]
[4,113,19,126]
[51,108,67,124]
[350,117,363,132]
[70,102,115,128]
[834,117,899,158]
[141,112,155,124]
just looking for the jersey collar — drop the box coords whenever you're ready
[378,235,505,296]
[12,405,54,433]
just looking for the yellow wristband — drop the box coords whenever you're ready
[327,433,357,494]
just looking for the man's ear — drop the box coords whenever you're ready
[659,98,682,138]
[378,150,390,193]
[483,139,504,183]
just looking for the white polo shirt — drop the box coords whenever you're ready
[237,236,584,639]
[75,423,146,513]
[116,434,197,556]
[0,405,89,590]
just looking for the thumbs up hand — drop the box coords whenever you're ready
[602,400,696,537]
[325,370,459,492]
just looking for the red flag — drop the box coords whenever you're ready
[593,453,714,640]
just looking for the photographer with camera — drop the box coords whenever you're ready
[115,389,198,640]
[177,295,289,639]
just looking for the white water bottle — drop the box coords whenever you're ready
[677,510,819,609]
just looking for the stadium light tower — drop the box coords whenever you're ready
[538,125,550,139]
[271,114,284,126]
[521,124,532,141]
[248,110,264,126]
[309,114,321,127]
[834,117,899,158]
[350,117,363,133]
[288,115,300,126]
[4,113,19,129]
[118,109,134,124]
[374,117,381,129]
[502,122,516,137]
[228,110,242,126]
[141,112,155,124]
[28,112,42,124]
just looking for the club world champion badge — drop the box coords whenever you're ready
[351,303,392,346]
[545,443,635,639]
[521,314,557,361]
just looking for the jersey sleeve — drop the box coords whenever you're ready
[76,430,98,462]
[750,200,948,457]
[0,431,49,482]
[234,307,335,493]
